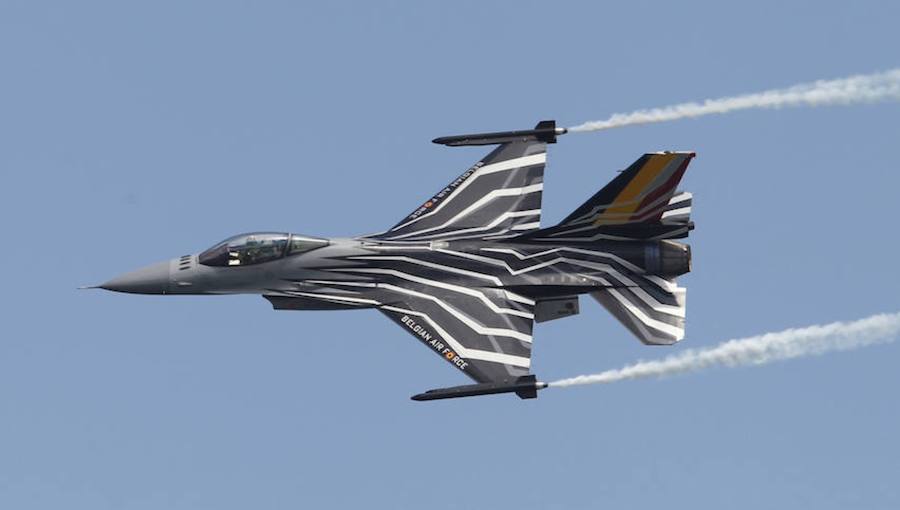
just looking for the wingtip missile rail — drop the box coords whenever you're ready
[411,375,549,402]
[432,120,568,147]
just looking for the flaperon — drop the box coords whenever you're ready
[92,120,696,401]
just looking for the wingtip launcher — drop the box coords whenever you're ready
[411,375,549,402]
[432,120,568,147]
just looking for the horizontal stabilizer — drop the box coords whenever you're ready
[661,191,692,225]
[591,281,687,345]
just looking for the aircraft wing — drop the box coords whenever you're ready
[375,282,535,384]
[371,133,548,241]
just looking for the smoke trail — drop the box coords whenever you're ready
[568,69,900,132]
[550,311,900,388]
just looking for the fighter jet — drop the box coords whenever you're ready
[94,121,695,401]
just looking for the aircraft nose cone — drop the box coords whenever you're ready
[100,260,171,294]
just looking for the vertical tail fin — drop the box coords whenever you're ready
[518,152,695,242]
[562,151,695,226]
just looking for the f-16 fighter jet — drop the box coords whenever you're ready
[94,121,695,401]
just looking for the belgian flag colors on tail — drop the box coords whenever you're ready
[521,152,695,242]
[564,152,694,226]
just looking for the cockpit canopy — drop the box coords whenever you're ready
[199,232,329,267]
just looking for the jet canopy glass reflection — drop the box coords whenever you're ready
[199,232,329,267]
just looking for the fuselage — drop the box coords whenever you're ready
[100,234,691,309]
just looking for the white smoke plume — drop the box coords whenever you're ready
[550,311,900,388]
[568,69,900,132]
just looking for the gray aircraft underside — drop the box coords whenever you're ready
[93,121,696,401]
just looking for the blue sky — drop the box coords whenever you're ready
[2,1,899,508]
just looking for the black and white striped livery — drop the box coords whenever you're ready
[97,121,697,401]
